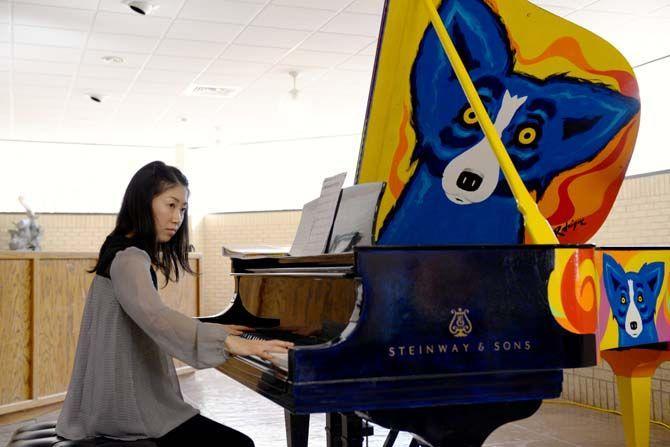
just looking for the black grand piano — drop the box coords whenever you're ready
[200,245,596,446]
[198,0,644,445]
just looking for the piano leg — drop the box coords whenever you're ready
[362,399,541,447]
[601,348,670,447]
[326,413,372,447]
[285,410,310,447]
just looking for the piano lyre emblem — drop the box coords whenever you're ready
[449,308,472,338]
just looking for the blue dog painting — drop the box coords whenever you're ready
[378,0,640,244]
[603,254,664,347]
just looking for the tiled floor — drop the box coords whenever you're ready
[3,369,670,446]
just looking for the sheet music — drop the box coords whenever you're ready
[290,172,347,257]
[222,245,290,258]
[328,182,385,253]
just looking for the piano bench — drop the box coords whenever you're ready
[7,421,158,446]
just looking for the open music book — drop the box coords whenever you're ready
[222,175,385,259]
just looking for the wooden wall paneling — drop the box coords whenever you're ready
[35,258,94,397]
[0,259,32,406]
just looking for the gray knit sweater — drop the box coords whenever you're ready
[56,246,230,441]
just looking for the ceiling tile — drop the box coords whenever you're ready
[0,56,9,70]
[658,6,670,18]
[279,49,349,68]
[14,25,87,47]
[180,0,264,24]
[88,32,160,53]
[234,26,310,48]
[607,16,670,66]
[565,9,636,40]
[12,0,97,9]
[13,3,95,31]
[299,32,374,54]
[145,54,211,72]
[531,0,599,8]
[13,59,78,75]
[251,5,334,31]
[77,64,140,80]
[585,0,670,15]
[0,24,7,42]
[194,71,253,87]
[13,85,69,97]
[168,19,243,42]
[318,67,374,85]
[337,53,374,71]
[13,72,73,87]
[540,5,574,16]
[81,50,150,67]
[123,93,174,105]
[93,12,171,37]
[220,44,288,63]
[345,0,385,15]
[130,81,187,95]
[155,38,224,57]
[271,0,351,11]
[13,44,83,63]
[321,12,382,36]
[99,0,186,18]
[207,59,271,75]
[0,42,8,58]
[0,1,10,24]
[76,76,130,93]
[359,40,378,56]
[136,68,197,84]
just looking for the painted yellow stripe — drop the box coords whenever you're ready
[420,0,558,244]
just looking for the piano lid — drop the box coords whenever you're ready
[355,0,640,245]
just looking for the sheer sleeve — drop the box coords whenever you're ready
[110,246,229,369]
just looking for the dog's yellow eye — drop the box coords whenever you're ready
[462,107,478,125]
[620,295,626,304]
[517,127,537,145]
[637,295,644,303]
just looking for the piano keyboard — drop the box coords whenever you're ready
[240,330,327,346]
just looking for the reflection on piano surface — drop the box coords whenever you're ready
[195,0,669,445]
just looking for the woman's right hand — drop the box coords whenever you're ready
[224,335,294,361]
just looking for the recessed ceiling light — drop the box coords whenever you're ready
[86,93,106,103]
[122,0,159,16]
[101,55,125,64]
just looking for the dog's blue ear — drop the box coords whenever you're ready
[639,262,664,301]
[603,254,626,299]
[541,77,639,171]
[415,0,512,82]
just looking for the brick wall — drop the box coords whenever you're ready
[0,213,116,252]
[198,211,301,316]
[562,170,670,423]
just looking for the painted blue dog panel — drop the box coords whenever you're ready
[602,254,664,347]
[377,0,640,245]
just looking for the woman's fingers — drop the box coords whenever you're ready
[266,340,294,350]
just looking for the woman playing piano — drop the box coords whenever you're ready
[55,161,292,446]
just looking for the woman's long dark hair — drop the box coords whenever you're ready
[91,161,195,284]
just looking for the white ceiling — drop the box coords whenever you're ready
[0,0,668,148]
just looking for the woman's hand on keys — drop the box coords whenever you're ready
[224,336,294,360]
